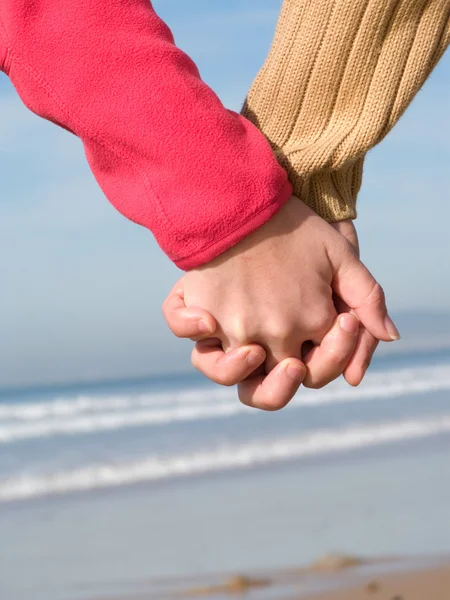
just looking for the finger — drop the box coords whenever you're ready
[191,340,266,386]
[333,253,400,343]
[263,304,337,374]
[162,281,217,341]
[302,314,359,389]
[238,359,306,411]
[343,327,379,386]
[333,293,379,385]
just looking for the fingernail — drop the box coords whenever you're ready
[385,315,401,340]
[198,320,213,334]
[339,314,359,335]
[286,364,305,382]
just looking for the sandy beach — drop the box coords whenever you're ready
[93,555,450,600]
[176,556,450,600]
[311,564,450,600]
[306,557,450,600]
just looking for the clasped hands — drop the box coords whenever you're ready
[163,196,400,410]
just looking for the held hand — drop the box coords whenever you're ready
[164,281,361,409]
[163,197,399,409]
[182,196,398,360]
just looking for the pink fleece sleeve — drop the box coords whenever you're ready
[0,0,292,269]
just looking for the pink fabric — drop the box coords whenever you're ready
[0,0,292,269]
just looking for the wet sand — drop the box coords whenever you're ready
[309,561,450,600]
[97,554,450,599]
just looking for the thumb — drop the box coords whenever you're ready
[332,252,400,343]
[162,279,217,341]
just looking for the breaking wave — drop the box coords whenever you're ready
[1,363,450,444]
[1,414,450,502]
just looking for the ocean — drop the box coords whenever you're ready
[1,348,450,600]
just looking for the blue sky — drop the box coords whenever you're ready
[0,0,449,386]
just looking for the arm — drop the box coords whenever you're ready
[241,0,450,221]
[165,0,450,398]
[0,0,292,268]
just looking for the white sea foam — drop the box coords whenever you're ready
[1,415,450,502]
[1,363,450,444]
[0,388,229,421]
[0,402,242,443]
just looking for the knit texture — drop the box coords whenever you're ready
[242,0,450,222]
[0,0,292,270]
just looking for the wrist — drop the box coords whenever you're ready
[193,195,314,271]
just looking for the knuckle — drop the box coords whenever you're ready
[161,296,169,311]
[305,372,339,389]
[161,304,170,322]
[214,370,236,387]
[262,401,286,412]
[238,389,289,412]
[172,325,187,339]
[260,391,290,412]
[192,353,235,386]
[229,317,252,346]
[303,378,325,390]
[364,282,385,308]
[265,319,293,342]
[309,312,334,337]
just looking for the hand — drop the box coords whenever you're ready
[165,283,362,409]
[164,221,377,394]
[164,199,396,408]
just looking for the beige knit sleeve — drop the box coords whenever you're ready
[241,0,450,221]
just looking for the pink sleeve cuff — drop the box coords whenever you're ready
[0,1,291,268]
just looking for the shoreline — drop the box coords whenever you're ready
[307,556,450,600]
[93,554,450,599]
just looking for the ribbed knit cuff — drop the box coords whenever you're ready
[282,155,364,222]
[242,0,450,224]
